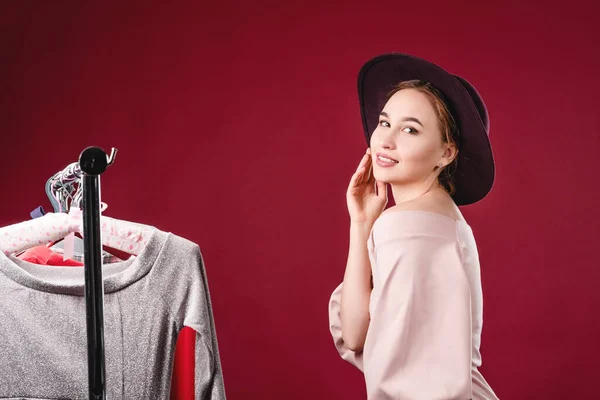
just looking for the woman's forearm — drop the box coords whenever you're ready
[340,221,373,351]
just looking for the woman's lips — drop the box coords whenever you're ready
[375,153,398,168]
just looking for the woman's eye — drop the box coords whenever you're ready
[379,120,390,128]
[403,127,418,134]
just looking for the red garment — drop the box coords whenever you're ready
[16,245,195,399]
[18,245,83,266]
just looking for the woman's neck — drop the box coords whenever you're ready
[390,181,446,205]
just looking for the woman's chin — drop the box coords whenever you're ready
[373,171,393,184]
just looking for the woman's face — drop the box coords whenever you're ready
[370,88,451,186]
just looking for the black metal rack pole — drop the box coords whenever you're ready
[78,146,116,400]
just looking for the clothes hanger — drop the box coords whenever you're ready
[1,149,154,260]
[41,162,121,262]
[0,208,155,258]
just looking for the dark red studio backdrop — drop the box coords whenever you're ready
[1,1,599,399]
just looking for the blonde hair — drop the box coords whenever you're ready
[388,80,459,195]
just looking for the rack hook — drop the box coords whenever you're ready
[107,148,118,167]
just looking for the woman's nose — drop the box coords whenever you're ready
[379,132,395,150]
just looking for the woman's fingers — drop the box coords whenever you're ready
[356,148,370,172]
[376,180,387,199]
[350,167,373,192]
[362,152,373,184]
[349,166,366,189]
[356,154,367,170]
[350,148,374,190]
[366,162,374,184]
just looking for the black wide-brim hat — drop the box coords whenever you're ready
[358,53,495,206]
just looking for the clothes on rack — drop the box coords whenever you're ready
[13,233,195,396]
[13,230,197,398]
[0,227,226,399]
[18,244,84,266]
[49,240,125,264]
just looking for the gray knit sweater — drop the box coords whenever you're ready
[0,229,225,399]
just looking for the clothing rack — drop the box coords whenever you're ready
[76,146,117,400]
[0,146,225,398]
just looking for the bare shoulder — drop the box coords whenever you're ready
[382,190,465,222]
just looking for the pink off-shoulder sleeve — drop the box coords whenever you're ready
[329,212,475,399]
[328,282,364,371]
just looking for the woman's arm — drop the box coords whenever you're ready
[340,148,387,352]
[340,221,373,351]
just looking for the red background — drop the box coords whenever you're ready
[1,1,599,399]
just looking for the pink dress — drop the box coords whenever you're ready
[329,211,499,399]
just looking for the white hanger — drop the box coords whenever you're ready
[0,207,155,257]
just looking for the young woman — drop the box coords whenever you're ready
[329,54,499,399]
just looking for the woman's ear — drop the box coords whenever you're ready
[441,143,458,166]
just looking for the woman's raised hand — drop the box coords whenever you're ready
[346,148,388,226]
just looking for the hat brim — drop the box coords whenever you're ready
[358,53,495,206]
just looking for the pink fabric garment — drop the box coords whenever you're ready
[17,245,83,267]
[329,211,499,400]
